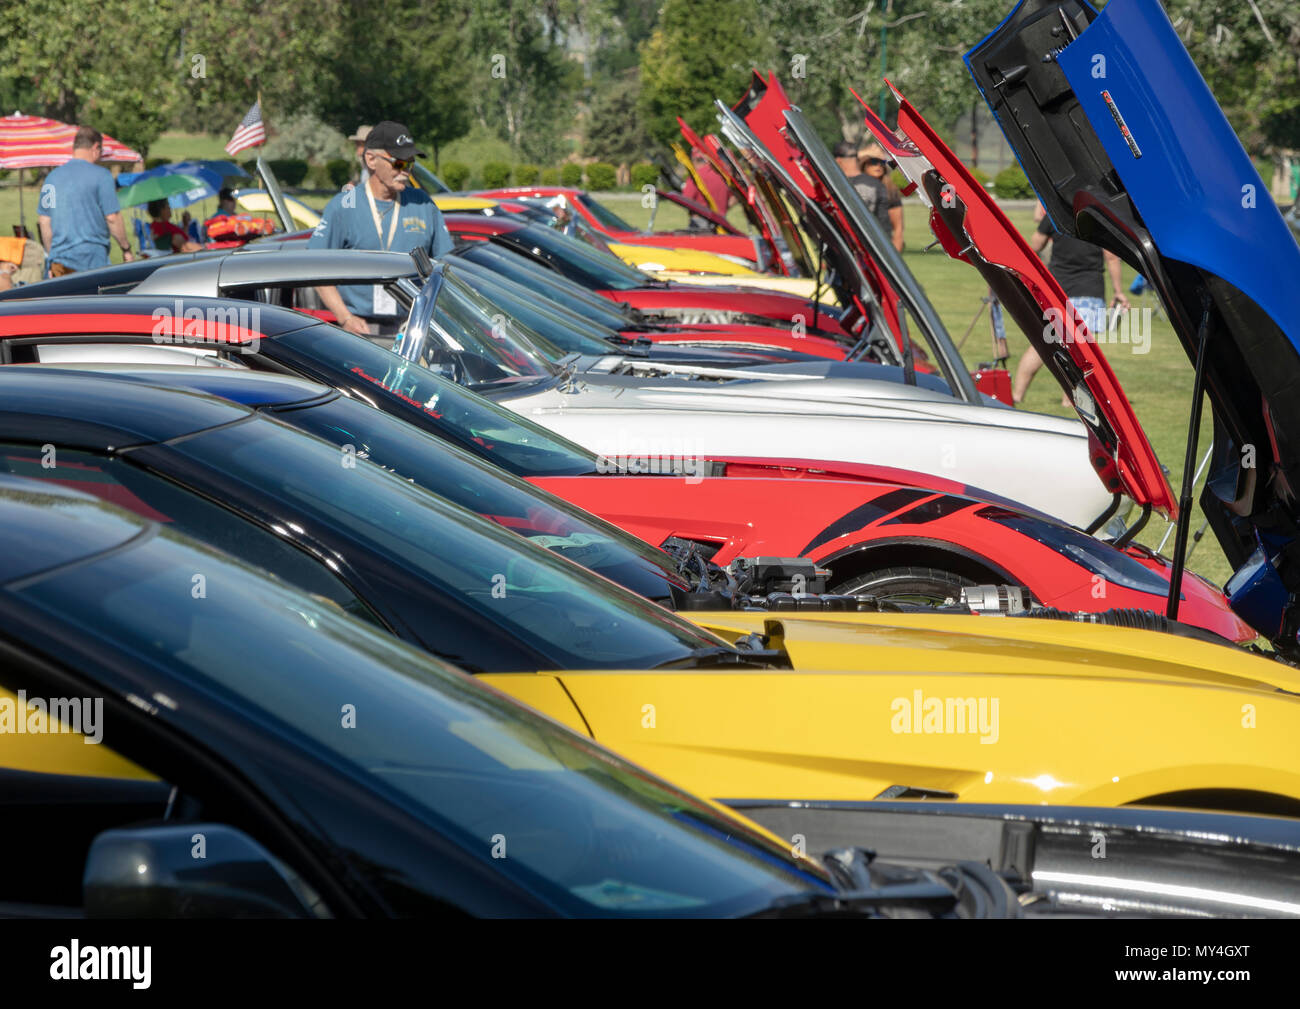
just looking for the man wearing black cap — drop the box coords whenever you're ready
[833,139,885,215]
[308,120,453,337]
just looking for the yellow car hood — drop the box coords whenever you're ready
[18,609,1300,821]
[482,613,1300,814]
[690,611,1300,693]
[608,242,760,277]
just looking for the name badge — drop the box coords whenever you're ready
[373,284,397,316]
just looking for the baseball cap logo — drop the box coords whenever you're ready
[396,135,411,145]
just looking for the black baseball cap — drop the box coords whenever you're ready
[832,140,858,158]
[365,121,425,160]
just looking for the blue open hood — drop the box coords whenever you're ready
[967,0,1300,649]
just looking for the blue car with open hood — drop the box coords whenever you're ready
[964,0,1300,658]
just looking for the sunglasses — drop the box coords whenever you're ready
[372,152,413,172]
[864,157,893,168]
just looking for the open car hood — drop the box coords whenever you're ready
[858,81,1175,518]
[966,0,1300,642]
[676,117,801,278]
[730,73,982,404]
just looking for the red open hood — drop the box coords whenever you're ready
[732,73,906,345]
[676,117,794,278]
[729,72,986,405]
[858,81,1174,517]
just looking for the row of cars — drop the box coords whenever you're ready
[5,0,1300,917]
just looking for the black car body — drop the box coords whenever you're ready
[0,477,843,918]
[0,369,732,673]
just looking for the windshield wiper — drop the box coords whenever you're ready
[652,645,779,669]
[748,878,961,918]
[751,849,1013,918]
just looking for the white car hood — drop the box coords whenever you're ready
[497,377,1108,528]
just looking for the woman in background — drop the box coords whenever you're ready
[146,199,203,254]
[858,143,904,252]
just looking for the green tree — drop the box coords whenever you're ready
[1164,0,1300,153]
[638,0,775,147]
[586,71,651,162]
[176,0,346,138]
[0,0,186,155]
[761,0,1009,149]
[317,0,471,169]
[464,0,580,164]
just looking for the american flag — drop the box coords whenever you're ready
[224,100,265,156]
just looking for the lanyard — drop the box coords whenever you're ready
[365,183,401,250]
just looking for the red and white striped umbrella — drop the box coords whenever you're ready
[0,113,141,169]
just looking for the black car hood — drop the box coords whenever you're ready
[968,0,1300,642]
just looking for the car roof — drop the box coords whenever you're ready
[443,213,521,236]
[0,250,227,301]
[0,475,152,585]
[29,364,333,409]
[132,247,417,296]
[0,294,323,341]
[0,367,253,448]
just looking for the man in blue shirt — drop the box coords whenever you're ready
[37,127,134,275]
[308,120,452,337]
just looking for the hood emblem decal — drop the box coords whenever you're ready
[1101,90,1143,159]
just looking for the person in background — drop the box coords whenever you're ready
[204,188,238,222]
[834,140,875,202]
[198,188,239,242]
[346,125,372,189]
[37,126,134,276]
[180,210,202,244]
[1014,201,1130,404]
[0,236,24,292]
[308,120,453,339]
[146,199,203,254]
[0,236,44,291]
[859,143,904,252]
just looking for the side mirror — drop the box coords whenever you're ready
[83,823,329,918]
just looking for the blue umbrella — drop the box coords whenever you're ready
[119,159,248,184]
[117,162,237,209]
[119,163,223,189]
[175,159,250,179]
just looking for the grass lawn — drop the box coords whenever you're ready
[597,192,1232,589]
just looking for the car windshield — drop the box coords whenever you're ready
[453,243,636,329]
[424,269,559,382]
[577,194,636,233]
[164,415,723,669]
[509,222,652,291]
[278,394,685,601]
[456,267,621,357]
[272,324,599,476]
[8,525,832,916]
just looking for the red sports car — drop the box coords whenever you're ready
[442,212,852,340]
[473,185,762,266]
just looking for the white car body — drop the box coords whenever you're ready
[489,368,1110,528]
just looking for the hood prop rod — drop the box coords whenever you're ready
[1166,292,1214,621]
[1084,493,1121,535]
[810,240,823,333]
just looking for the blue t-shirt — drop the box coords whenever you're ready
[306,185,453,318]
[41,159,120,272]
